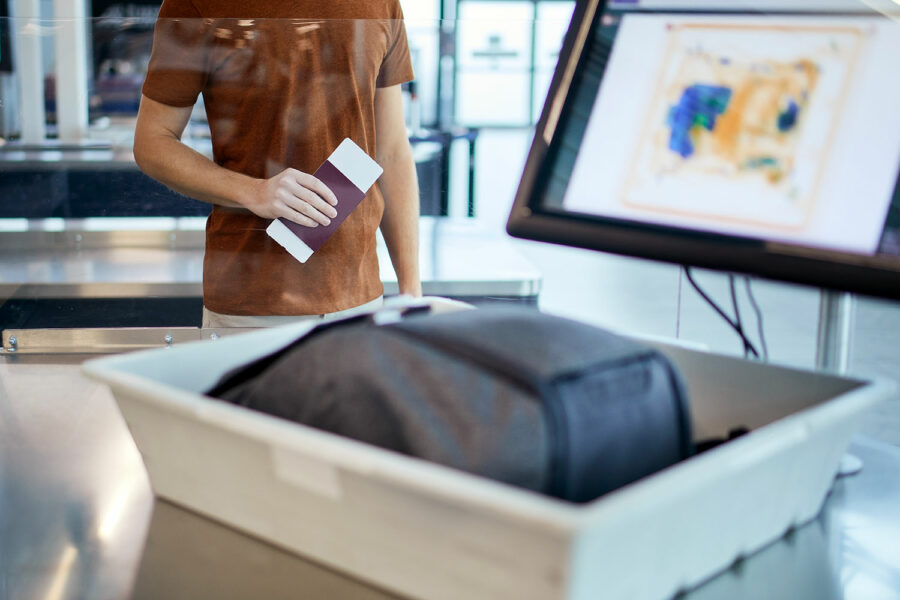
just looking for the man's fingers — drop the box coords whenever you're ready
[265,169,342,228]
[297,187,338,221]
[275,185,331,225]
[279,204,320,228]
[282,177,338,220]
[295,195,332,226]
[294,171,339,207]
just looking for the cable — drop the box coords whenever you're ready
[683,267,760,359]
[676,267,683,339]
[728,274,752,358]
[744,277,769,361]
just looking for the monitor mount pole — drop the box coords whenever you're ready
[816,290,855,375]
[816,290,862,476]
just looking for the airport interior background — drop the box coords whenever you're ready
[1,1,900,599]
[0,0,897,432]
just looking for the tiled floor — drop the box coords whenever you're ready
[465,128,900,446]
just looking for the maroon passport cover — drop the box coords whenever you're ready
[277,160,367,253]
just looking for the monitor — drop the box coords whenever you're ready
[508,0,900,300]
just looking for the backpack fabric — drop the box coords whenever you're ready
[209,306,693,503]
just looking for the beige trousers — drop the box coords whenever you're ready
[201,296,384,328]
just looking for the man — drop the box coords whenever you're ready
[134,1,422,327]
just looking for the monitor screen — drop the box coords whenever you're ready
[508,0,900,299]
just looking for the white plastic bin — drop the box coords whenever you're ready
[83,310,894,600]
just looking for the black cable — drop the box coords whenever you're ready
[744,277,769,361]
[683,267,760,359]
[676,268,683,339]
[683,267,736,332]
[728,274,752,358]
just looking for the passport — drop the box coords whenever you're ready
[266,138,383,263]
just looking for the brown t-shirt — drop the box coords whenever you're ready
[142,0,414,315]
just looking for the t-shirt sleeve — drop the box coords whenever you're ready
[376,2,415,88]
[142,0,213,107]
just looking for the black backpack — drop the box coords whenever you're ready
[209,306,693,503]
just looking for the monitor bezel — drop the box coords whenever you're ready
[507,0,900,300]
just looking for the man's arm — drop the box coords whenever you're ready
[375,85,422,297]
[133,95,338,227]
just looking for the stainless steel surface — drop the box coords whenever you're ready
[0,138,441,167]
[0,227,207,252]
[130,500,400,600]
[817,291,857,375]
[1,356,898,600]
[1,327,256,354]
[0,282,204,300]
[0,225,206,300]
[0,147,136,166]
[0,361,153,600]
[0,217,542,301]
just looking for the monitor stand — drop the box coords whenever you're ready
[816,291,855,374]
[816,290,863,476]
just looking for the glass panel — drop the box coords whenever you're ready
[0,9,545,345]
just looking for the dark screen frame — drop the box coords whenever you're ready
[0,1,12,74]
[507,0,900,301]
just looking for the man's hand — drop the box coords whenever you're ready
[249,169,339,228]
[134,95,337,229]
